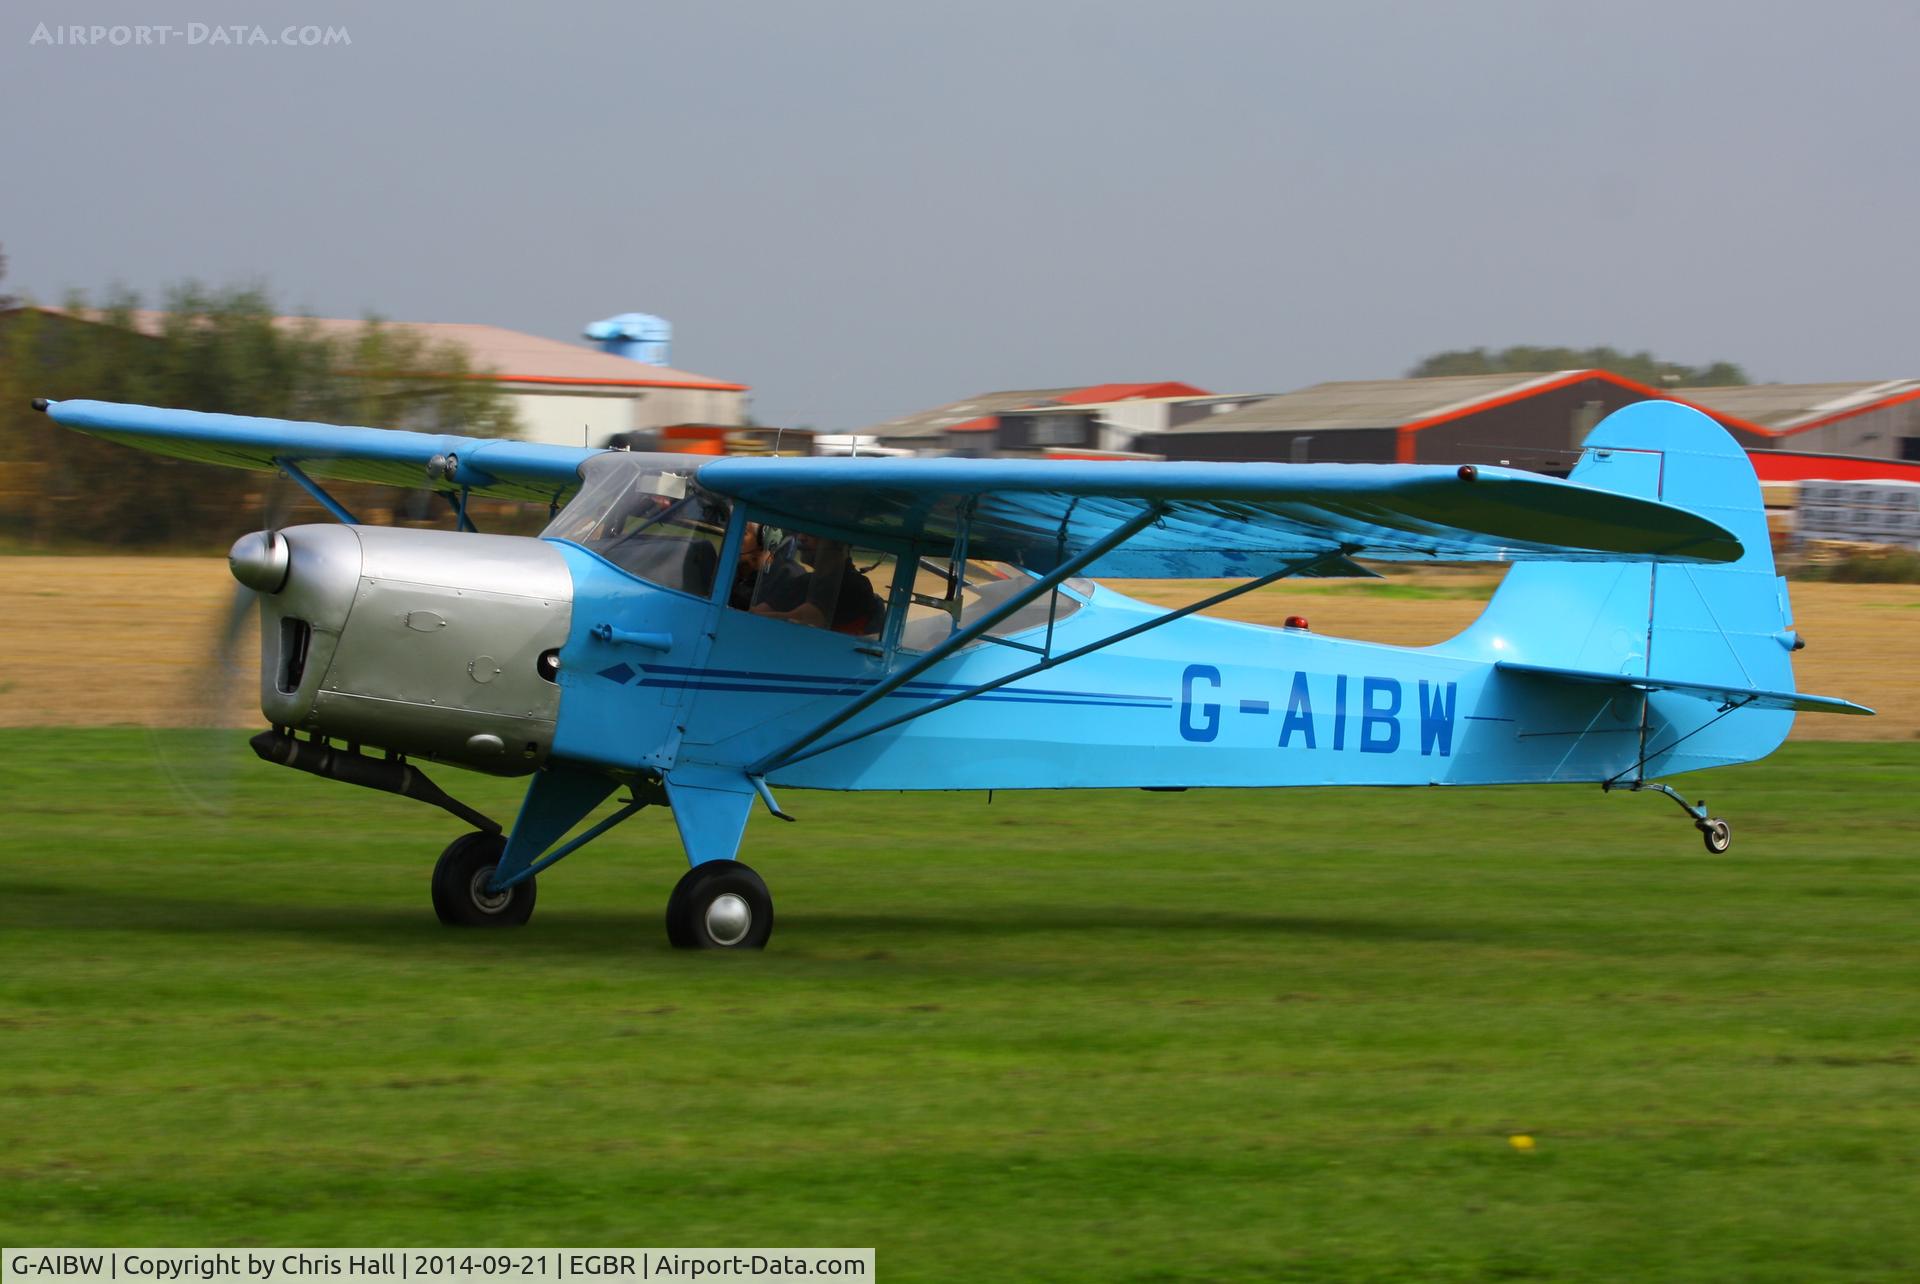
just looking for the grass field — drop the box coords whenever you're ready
[3,731,1916,1281]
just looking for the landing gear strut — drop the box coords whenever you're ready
[1607,780,1732,853]
[666,860,773,950]
[432,831,537,926]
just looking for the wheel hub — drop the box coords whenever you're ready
[469,866,512,914]
[705,892,752,945]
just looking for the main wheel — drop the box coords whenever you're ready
[431,831,536,927]
[665,860,773,950]
[1700,817,1732,854]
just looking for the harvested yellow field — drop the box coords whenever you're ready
[1,557,1912,740]
[0,556,263,729]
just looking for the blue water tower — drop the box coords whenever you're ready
[584,313,673,366]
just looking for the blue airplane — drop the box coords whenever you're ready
[34,396,1871,948]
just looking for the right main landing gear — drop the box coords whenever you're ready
[666,860,774,950]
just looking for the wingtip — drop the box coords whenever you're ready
[30,397,50,413]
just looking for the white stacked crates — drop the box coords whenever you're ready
[1797,480,1920,550]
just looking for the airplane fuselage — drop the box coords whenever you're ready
[547,542,1791,796]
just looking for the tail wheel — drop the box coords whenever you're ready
[1700,818,1732,854]
[666,860,773,950]
[432,831,536,927]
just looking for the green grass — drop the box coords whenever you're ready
[2,733,1917,1282]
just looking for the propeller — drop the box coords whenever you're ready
[145,470,296,815]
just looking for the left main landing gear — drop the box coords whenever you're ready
[666,860,773,950]
[432,831,537,927]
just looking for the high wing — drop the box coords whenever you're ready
[696,456,1743,578]
[38,400,1744,577]
[38,399,600,506]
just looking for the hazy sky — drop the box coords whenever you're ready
[4,0,1916,429]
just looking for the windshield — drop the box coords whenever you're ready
[543,455,731,597]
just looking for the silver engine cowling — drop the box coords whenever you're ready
[233,524,573,776]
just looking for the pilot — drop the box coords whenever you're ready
[729,522,771,611]
[750,532,881,635]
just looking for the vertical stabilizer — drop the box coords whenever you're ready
[1446,401,1796,776]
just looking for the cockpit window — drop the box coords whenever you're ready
[544,455,731,597]
[898,559,1084,652]
[728,525,892,639]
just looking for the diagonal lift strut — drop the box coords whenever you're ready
[750,505,1164,775]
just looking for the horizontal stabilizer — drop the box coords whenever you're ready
[1495,660,1875,716]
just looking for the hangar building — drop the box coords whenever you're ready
[1135,371,1739,472]
[867,382,1226,455]
[1684,381,1920,462]
[1135,373,1920,475]
[354,317,749,448]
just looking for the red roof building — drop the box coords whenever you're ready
[14,306,750,449]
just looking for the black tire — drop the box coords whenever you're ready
[1701,818,1732,855]
[665,860,773,950]
[431,831,536,927]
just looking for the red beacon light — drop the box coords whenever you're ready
[1284,615,1311,631]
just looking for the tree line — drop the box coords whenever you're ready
[0,254,517,549]
[1408,345,1750,388]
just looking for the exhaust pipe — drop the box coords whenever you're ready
[250,729,502,834]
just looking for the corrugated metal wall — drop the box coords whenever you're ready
[1408,378,1651,473]
[1770,400,1920,460]
[1140,427,1399,463]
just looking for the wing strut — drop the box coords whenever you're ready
[274,457,359,525]
[440,487,479,533]
[758,543,1354,775]
[749,505,1165,775]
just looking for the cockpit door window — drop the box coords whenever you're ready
[725,522,894,640]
